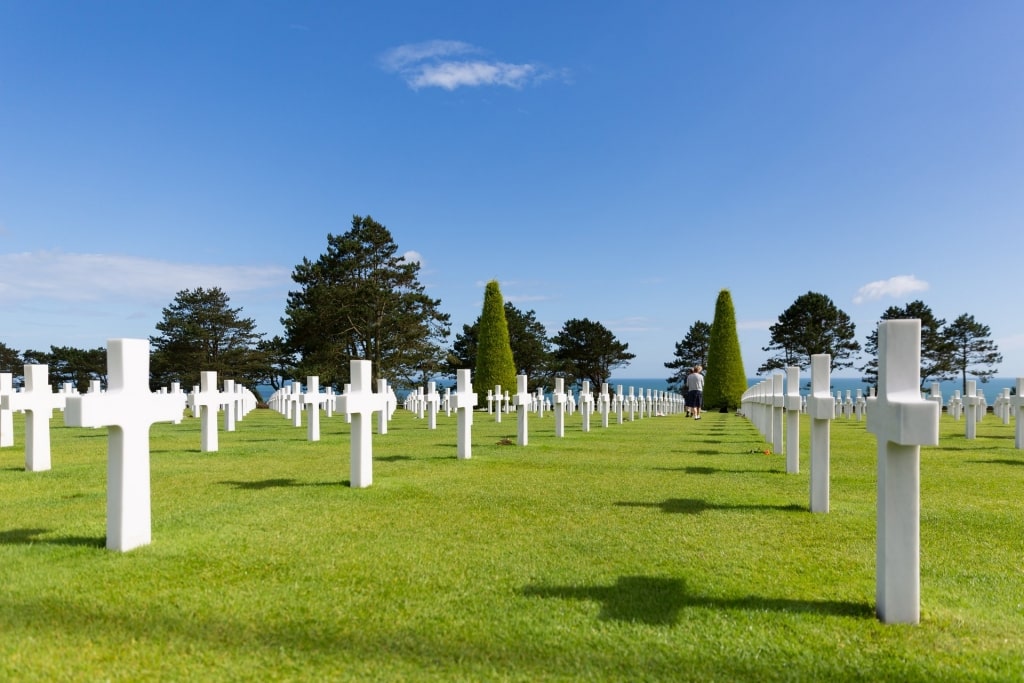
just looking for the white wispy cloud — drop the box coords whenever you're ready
[608,316,658,334]
[380,40,556,91]
[853,275,929,305]
[401,250,423,265]
[0,251,291,304]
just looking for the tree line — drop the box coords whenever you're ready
[0,215,636,397]
[665,291,1003,394]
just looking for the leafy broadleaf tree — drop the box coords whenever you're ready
[942,313,1002,393]
[551,318,635,390]
[150,286,265,392]
[448,302,552,390]
[858,300,950,389]
[759,291,860,373]
[472,280,518,402]
[282,215,450,389]
[22,345,107,392]
[665,321,711,392]
[703,290,747,411]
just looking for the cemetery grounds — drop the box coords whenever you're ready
[0,406,1020,681]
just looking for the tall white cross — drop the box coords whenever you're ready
[191,371,225,452]
[223,379,239,432]
[784,367,801,474]
[63,339,186,552]
[302,376,330,442]
[964,380,979,440]
[452,369,476,459]
[377,379,390,435]
[335,360,387,488]
[807,354,833,513]
[580,380,594,433]
[599,383,610,428]
[493,385,503,423]
[552,378,567,438]
[866,320,939,624]
[2,364,66,471]
[425,381,440,429]
[771,373,784,456]
[512,374,531,446]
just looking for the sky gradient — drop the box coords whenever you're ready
[2,1,1022,379]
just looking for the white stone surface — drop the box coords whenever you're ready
[2,365,66,471]
[807,354,834,513]
[63,339,186,552]
[335,360,387,488]
[784,367,800,474]
[453,370,476,459]
[866,320,939,625]
[512,375,530,446]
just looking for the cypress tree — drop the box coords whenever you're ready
[473,280,518,404]
[703,289,748,411]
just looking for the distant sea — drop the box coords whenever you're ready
[259,376,1018,404]
[609,377,1018,403]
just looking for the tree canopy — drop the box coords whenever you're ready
[22,345,107,392]
[703,290,747,411]
[665,321,711,392]
[760,291,860,373]
[282,215,450,389]
[859,300,949,389]
[149,286,266,392]
[551,318,634,390]
[472,280,518,401]
[0,342,21,378]
[943,313,1002,392]
[448,301,552,391]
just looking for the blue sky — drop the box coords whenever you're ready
[1,1,1022,379]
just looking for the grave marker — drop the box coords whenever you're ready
[453,369,476,459]
[784,366,800,474]
[302,376,330,442]
[191,371,226,452]
[0,373,16,448]
[2,364,66,471]
[807,354,834,513]
[866,320,939,625]
[512,375,531,446]
[335,360,387,488]
[63,339,186,552]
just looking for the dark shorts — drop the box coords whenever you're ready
[688,390,702,409]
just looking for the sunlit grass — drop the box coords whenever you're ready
[0,406,1020,681]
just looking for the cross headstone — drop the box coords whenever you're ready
[512,375,531,446]
[771,373,784,455]
[63,339,186,551]
[616,384,624,424]
[377,379,391,435]
[425,381,440,429]
[2,364,66,471]
[599,383,610,428]
[493,385,503,423]
[191,371,226,452]
[552,377,567,438]
[302,376,330,442]
[866,320,940,625]
[335,360,388,488]
[964,380,979,440]
[580,380,594,433]
[784,367,800,474]
[807,354,834,513]
[223,379,239,432]
[452,369,476,459]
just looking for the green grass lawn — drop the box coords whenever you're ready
[0,406,1021,681]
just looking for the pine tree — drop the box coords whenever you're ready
[703,289,748,412]
[473,280,517,403]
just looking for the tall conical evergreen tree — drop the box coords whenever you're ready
[473,280,517,404]
[703,289,748,411]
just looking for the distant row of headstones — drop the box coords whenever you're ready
[739,319,1024,625]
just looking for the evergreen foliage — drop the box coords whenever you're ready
[551,318,635,389]
[21,345,107,392]
[858,300,950,389]
[473,280,518,402]
[759,291,860,373]
[665,321,711,392]
[703,289,747,411]
[282,215,450,388]
[149,286,265,392]
[449,302,552,390]
[943,313,1002,393]
[0,341,23,377]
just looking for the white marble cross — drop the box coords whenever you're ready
[302,376,330,442]
[807,354,834,513]
[964,380,979,440]
[599,383,610,428]
[580,380,594,432]
[63,339,186,552]
[377,379,391,435]
[2,365,66,471]
[866,320,939,625]
[552,377,567,438]
[452,369,476,459]
[512,374,531,446]
[615,384,624,424]
[224,379,239,432]
[191,371,226,452]
[784,367,801,474]
[335,360,387,488]
[0,373,14,448]
[493,385,503,423]
[425,381,440,429]
[770,373,784,455]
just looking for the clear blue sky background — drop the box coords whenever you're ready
[2,1,1022,379]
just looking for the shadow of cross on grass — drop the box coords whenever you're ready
[521,576,872,626]
[616,498,804,515]
[0,527,105,548]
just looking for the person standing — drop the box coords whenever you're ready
[686,365,705,420]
